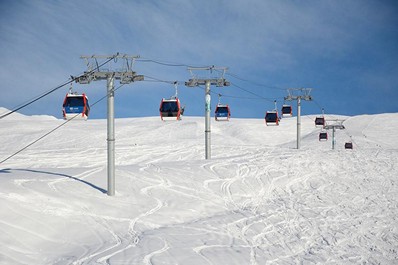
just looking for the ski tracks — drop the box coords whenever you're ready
[73,164,170,264]
[197,147,304,264]
[196,146,396,264]
[142,238,170,265]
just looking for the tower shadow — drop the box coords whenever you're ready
[1,168,107,194]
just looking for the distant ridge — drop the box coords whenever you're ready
[0,107,57,121]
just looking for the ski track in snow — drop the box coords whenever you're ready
[0,114,397,264]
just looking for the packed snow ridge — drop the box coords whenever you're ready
[0,108,397,264]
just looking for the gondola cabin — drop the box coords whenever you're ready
[281,105,293,117]
[319,132,328,141]
[315,117,325,127]
[62,93,90,120]
[159,98,182,121]
[345,142,353,149]
[265,111,279,126]
[215,104,230,121]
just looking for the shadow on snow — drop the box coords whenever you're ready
[0,168,107,194]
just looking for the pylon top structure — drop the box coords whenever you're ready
[75,53,144,85]
[185,66,230,87]
[283,88,313,149]
[323,119,346,150]
[284,88,313,101]
[324,119,346,130]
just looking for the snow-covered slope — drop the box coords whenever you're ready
[0,111,397,264]
[0,107,57,121]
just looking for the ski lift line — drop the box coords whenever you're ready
[229,82,275,103]
[137,58,211,69]
[142,75,185,85]
[312,99,324,110]
[217,70,285,91]
[311,99,329,115]
[0,113,77,165]
[142,75,173,84]
[342,126,357,144]
[221,94,284,101]
[196,84,283,102]
[140,79,183,85]
[138,57,285,91]
[303,115,317,122]
[0,79,74,120]
[310,100,341,122]
[141,72,281,104]
[311,99,340,121]
[309,100,341,124]
[0,83,125,165]
[0,55,118,120]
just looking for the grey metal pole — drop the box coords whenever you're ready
[205,80,211,159]
[107,75,115,196]
[332,127,336,150]
[297,97,301,149]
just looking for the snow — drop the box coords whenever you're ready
[0,108,397,264]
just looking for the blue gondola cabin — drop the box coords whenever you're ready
[62,93,90,120]
[215,104,231,121]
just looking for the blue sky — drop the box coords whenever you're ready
[0,0,397,119]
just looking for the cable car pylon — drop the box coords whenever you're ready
[185,66,230,159]
[284,88,313,149]
[324,119,345,150]
[75,53,144,196]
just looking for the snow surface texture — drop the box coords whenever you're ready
[0,107,397,264]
